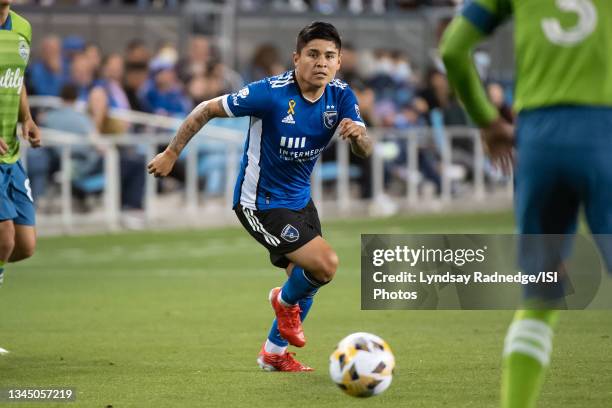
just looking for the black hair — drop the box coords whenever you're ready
[60,83,79,102]
[296,21,341,53]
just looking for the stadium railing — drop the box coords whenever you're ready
[26,97,512,234]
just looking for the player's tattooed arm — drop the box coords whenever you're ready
[148,97,228,177]
[167,97,228,156]
[338,118,373,158]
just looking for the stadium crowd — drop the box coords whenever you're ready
[14,0,461,13]
[24,32,510,217]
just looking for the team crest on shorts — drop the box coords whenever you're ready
[323,108,338,129]
[18,40,30,63]
[281,224,300,242]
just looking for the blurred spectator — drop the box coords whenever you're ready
[61,35,86,76]
[28,83,98,203]
[89,53,130,134]
[69,52,96,101]
[139,56,191,117]
[123,61,149,112]
[337,43,360,86]
[84,42,103,79]
[123,39,152,112]
[88,54,146,212]
[418,68,467,125]
[487,82,513,123]
[125,39,152,67]
[207,60,243,95]
[28,35,63,96]
[177,35,211,83]
[351,80,379,199]
[247,43,286,82]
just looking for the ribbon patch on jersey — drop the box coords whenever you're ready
[281,224,300,243]
[287,100,296,115]
[323,109,338,129]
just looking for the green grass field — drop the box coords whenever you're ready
[1,211,611,407]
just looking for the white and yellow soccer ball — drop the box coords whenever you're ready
[329,332,395,398]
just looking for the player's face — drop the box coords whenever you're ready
[294,39,341,88]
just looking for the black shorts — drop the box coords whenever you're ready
[235,200,322,268]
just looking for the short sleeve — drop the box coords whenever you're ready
[223,79,271,118]
[339,87,366,128]
[461,0,513,35]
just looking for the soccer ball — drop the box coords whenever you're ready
[329,332,395,398]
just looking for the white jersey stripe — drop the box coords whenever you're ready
[280,136,286,147]
[240,118,263,209]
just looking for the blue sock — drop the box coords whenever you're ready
[280,266,322,305]
[267,293,317,347]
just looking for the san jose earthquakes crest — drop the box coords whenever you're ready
[281,224,300,242]
[323,105,338,129]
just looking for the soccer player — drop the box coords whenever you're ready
[0,0,41,353]
[148,22,372,371]
[440,1,611,407]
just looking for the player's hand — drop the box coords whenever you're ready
[147,149,178,178]
[338,118,365,142]
[0,138,8,155]
[480,116,515,174]
[22,118,41,148]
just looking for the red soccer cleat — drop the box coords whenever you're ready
[257,347,313,372]
[269,287,306,347]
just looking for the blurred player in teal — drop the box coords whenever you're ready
[441,1,611,407]
[0,0,40,313]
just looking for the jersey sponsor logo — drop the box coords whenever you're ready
[0,68,24,94]
[278,135,324,162]
[281,224,300,243]
[323,105,338,129]
[18,40,30,63]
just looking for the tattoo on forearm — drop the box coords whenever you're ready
[167,99,223,155]
[350,132,373,158]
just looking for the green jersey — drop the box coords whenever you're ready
[0,11,31,164]
[440,0,612,125]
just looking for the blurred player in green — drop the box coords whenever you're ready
[441,1,611,407]
[0,0,41,353]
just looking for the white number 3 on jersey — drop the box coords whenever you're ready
[542,0,598,46]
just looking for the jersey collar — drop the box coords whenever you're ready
[292,70,325,104]
[0,13,12,31]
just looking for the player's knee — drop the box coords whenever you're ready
[11,239,36,262]
[0,238,15,261]
[317,251,339,283]
[0,226,15,261]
